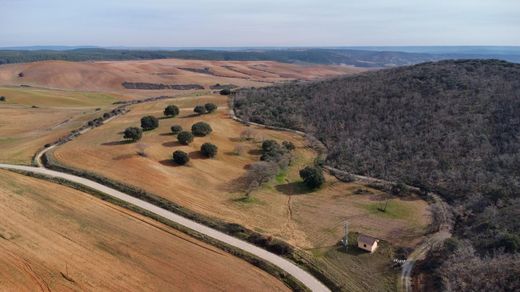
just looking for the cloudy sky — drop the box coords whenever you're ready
[1,0,519,47]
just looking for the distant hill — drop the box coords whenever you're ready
[235,59,520,290]
[1,47,519,67]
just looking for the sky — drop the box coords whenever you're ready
[0,0,519,47]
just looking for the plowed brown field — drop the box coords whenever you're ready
[0,170,289,291]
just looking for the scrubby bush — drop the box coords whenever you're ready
[0,96,5,102]
[201,143,218,158]
[191,122,212,136]
[243,161,279,196]
[258,139,292,169]
[282,141,295,151]
[171,125,183,134]
[140,115,159,131]
[204,103,218,113]
[240,128,257,141]
[164,105,180,117]
[177,131,194,145]
[391,182,408,196]
[194,105,207,115]
[173,150,189,165]
[299,166,325,189]
[220,88,231,95]
[233,144,247,156]
[261,139,280,153]
[123,127,142,142]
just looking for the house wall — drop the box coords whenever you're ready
[357,241,378,253]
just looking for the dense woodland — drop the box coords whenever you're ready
[235,59,520,291]
[1,48,519,67]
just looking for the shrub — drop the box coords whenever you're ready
[177,131,194,145]
[171,125,183,134]
[220,88,231,95]
[243,161,278,196]
[140,115,159,131]
[0,96,5,102]
[299,166,325,189]
[102,112,111,119]
[233,144,247,156]
[240,128,257,141]
[261,139,280,153]
[204,103,218,113]
[194,105,207,115]
[191,122,212,136]
[123,127,143,142]
[261,139,284,161]
[201,143,218,158]
[391,182,408,196]
[173,150,189,165]
[282,141,295,151]
[164,105,180,117]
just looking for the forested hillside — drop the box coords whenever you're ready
[235,59,520,290]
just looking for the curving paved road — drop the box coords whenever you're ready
[0,163,330,292]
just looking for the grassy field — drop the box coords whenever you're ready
[0,170,290,291]
[0,86,118,164]
[51,94,431,290]
[0,86,119,107]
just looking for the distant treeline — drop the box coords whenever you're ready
[235,59,520,291]
[1,48,519,67]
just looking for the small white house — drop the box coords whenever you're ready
[357,234,379,253]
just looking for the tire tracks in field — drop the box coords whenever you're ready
[1,246,51,292]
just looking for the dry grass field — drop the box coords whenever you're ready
[0,170,289,291]
[0,86,117,165]
[0,59,364,97]
[52,94,431,250]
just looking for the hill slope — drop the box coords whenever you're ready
[0,59,360,95]
[235,59,520,290]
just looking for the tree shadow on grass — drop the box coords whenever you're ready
[162,141,182,147]
[102,140,132,146]
[189,151,208,160]
[159,132,174,136]
[275,182,314,195]
[334,243,366,256]
[158,159,184,168]
[248,149,262,155]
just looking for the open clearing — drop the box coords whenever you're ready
[52,94,431,249]
[0,86,117,165]
[0,170,289,291]
[51,94,430,291]
[0,59,364,97]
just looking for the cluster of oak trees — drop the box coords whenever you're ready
[123,103,219,165]
[234,59,520,291]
